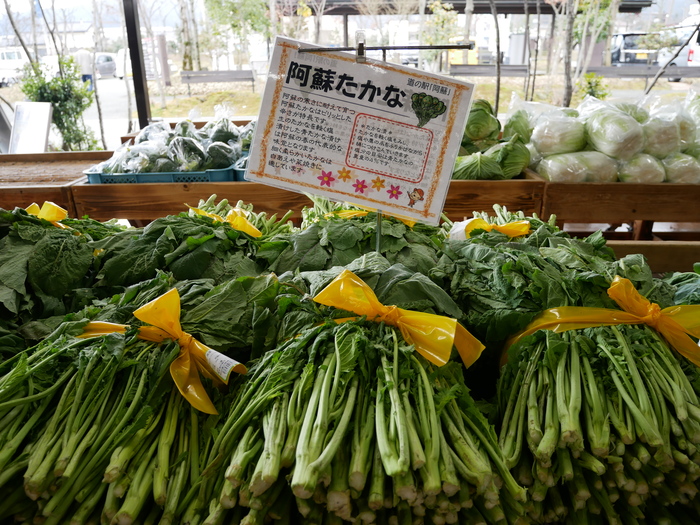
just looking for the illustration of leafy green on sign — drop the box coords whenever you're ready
[411,92,447,127]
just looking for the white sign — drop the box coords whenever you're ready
[247,37,475,225]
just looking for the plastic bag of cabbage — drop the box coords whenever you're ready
[530,111,586,156]
[537,151,618,182]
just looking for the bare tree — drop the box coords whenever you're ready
[572,0,608,86]
[488,0,501,113]
[356,0,419,46]
[523,0,530,95]
[276,0,310,41]
[602,0,620,66]
[305,0,328,44]
[2,0,39,72]
[562,0,576,106]
[528,0,542,100]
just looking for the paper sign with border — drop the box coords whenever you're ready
[246,36,475,225]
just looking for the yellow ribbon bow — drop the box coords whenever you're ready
[313,269,485,367]
[504,276,700,367]
[79,288,247,414]
[26,201,70,229]
[188,205,262,238]
[464,218,531,239]
[327,206,417,228]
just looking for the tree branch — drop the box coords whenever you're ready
[644,22,700,95]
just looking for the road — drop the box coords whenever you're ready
[85,76,136,150]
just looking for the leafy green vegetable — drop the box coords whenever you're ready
[585,109,644,160]
[484,135,531,179]
[502,109,532,143]
[411,92,447,127]
[452,152,504,180]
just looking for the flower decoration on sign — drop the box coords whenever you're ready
[337,167,353,182]
[371,177,385,191]
[317,170,335,187]
[387,185,403,200]
[352,179,368,194]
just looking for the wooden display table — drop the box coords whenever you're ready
[0,151,113,217]
[71,178,546,223]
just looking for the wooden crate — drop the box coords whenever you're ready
[72,176,546,223]
[444,178,545,221]
[535,172,700,224]
[0,151,113,217]
[71,181,314,222]
[607,241,700,273]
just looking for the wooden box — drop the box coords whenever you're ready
[71,181,314,222]
[0,151,113,217]
[72,175,546,224]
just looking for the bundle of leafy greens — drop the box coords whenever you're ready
[186,320,525,525]
[91,196,293,290]
[0,207,119,356]
[434,208,700,522]
[255,198,446,277]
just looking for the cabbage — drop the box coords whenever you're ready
[686,97,700,126]
[560,108,579,118]
[642,117,680,159]
[676,112,696,151]
[682,142,700,159]
[452,152,504,180]
[484,136,531,179]
[530,114,586,156]
[463,99,501,143]
[618,154,666,183]
[526,142,542,169]
[503,109,532,143]
[662,152,700,183]
[613,102,649,124]
[585,109,644,160]
[536,151,618,182]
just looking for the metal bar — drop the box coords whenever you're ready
[123,0,151,129]
[299,44,474,53]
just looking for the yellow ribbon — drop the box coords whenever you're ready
[504,276,700,367]
[326,206,417,228]
[313,269,485,367]
[78,289,247,414]
[187,205,262,238]
[26,201,70,229]
[464,218,531,239]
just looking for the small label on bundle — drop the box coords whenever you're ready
[206,349,241,383]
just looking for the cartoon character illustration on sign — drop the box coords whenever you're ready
[407,188,424,207]
[411,92,447,127]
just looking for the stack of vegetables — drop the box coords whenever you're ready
[1,197,700,524]
[87,119,256,175]
[504,93,700,183]
[434,209,700,523]
[451,100,531,181]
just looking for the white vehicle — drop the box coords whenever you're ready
[656,24,700,82]
[0,47,29,85]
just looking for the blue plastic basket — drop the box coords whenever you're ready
[85,164,236,184]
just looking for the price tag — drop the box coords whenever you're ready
[247,36,475,226]
[205,349,242,383]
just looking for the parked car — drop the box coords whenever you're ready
[0,47,29,85]
[95,52,118,78]
[656,24,700,82]
[610,33,659,65]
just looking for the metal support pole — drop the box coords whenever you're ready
[123,0,151,129]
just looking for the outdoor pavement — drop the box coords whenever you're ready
[84,76,136,150]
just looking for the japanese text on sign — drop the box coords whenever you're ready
[247,37,474,225]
